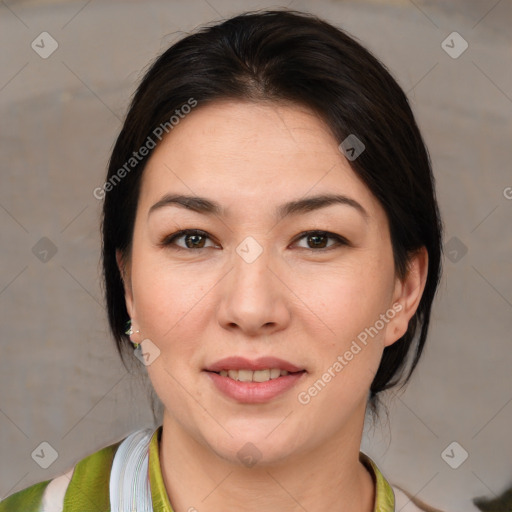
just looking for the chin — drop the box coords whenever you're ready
[203,426,306,469]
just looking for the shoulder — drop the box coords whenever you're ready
[392,485,447,512]
[0,437,123,512]
[361,451,447,512]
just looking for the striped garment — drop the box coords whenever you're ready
[0,425,429,511]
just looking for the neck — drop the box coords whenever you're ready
[158,410,375,512]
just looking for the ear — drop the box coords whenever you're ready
[384,246,429,347]
[116,249,135,319]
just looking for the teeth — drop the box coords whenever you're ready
[253,369,270,382]
[218,368,292,382]
[270,368,281,379]
[237,369,253,382]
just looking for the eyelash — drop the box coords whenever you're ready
[159,229,350,252]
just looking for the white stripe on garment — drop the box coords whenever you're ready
[109,428,154,512]
[41,466,74,512]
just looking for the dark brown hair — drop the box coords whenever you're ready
[101,9,443,416]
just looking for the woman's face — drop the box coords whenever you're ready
[119,100,422,465]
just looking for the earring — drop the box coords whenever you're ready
[125,319,141,349]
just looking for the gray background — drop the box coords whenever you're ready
[1,1,511,511]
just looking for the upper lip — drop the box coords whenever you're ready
[204,356,305,373]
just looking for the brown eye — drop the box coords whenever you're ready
[293,230,349,251]
[307,233,329,249]
[161,229,216,250]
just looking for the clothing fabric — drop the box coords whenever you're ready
[0,425,424,511]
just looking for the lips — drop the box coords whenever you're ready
[203,356,305,374]
[205,364,307,403]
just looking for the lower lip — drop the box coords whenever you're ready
[204,371,306,403]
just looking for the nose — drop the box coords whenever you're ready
[216,243,291,337]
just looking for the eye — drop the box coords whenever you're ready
[292,230,349,251]
[160,229,217,250]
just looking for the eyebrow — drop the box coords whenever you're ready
[148,193,368,221]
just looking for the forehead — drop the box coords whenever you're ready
[138,100,382,219]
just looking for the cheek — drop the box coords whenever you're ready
[132,256,208,416]
[129,250,210,364]
[294,253,394,340]
[132,243,195,313]
[292,253,395,407]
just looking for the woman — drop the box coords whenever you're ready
[0,9,445,512]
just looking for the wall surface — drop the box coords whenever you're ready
[1,1,511,511]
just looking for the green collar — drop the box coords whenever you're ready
[148,426,395,511]
[360,451,395,511]
[148,426,174,511]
